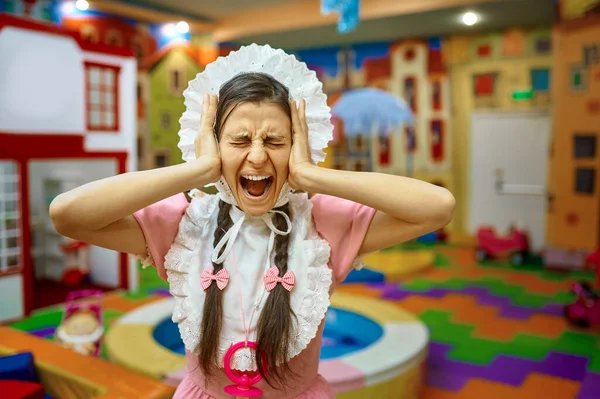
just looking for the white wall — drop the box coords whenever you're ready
[0,274,24,322]
[28,160,120,286]
[0,27,85,133]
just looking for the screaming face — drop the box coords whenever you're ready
[218,102,292,216]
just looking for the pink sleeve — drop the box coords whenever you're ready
[310,194,377,284]
[132,193,189,280]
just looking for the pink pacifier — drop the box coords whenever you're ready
[223,341,267,397]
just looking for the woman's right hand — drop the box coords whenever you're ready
[195,93,222,183]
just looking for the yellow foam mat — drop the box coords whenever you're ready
[363,250,434,281]
[105,324,186,379]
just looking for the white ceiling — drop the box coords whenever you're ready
[237,0,558,49]
[116,0,557,49]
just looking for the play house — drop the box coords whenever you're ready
[545,13,600,269]
[0,14,137,322]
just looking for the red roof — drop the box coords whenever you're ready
[0,13,134,57]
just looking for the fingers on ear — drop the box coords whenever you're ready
[298,99,309,131]
[290,100,302,133]
[202,94,218,127]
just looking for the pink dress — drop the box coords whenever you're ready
[133,193,376,399]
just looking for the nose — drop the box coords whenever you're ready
[247,142,268,166]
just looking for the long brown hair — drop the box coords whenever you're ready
[198,72,296,388]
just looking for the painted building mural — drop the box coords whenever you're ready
[295,38,452,193]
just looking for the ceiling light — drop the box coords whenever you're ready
[462,12,478,26]
[176,21,190,34]
[75,0,89,11]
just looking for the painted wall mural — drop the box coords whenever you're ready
[295,38,451,191]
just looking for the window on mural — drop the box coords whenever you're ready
[86,63,119,131]
[0,161,21,274]
[355,135,367,152]
[355,159,367,172]
[531,69,550,92]
[474,73,496,97]
[574,135,596,158]
[432,81,442,110]
[170,69,185,93]
[161,112,171,130]
[583,44,599,67]
[404,77,416,112]
[575,168,595,194]
[535,38,551,54]
[570,65,586,91]
[155,153,169,168]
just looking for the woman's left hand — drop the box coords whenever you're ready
[288,99,316,191]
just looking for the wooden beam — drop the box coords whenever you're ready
[214,0,499,42]
[89,0,215,33]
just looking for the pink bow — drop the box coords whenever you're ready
[264,266,295,292]
[201,267,229,291]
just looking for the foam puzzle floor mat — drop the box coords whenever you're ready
[9,245,599,398]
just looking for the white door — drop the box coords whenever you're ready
[469,111,550,251]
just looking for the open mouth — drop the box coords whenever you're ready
[240,175,274,199]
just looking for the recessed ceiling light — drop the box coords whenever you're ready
[462,12,478,26]
[75,0,89,11]
[176,21,190,34]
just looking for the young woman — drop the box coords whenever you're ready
[50,45,454,398]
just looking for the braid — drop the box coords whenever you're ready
[256,202,296,388]
[197,200,232,377]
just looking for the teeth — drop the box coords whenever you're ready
[243,175,270,181]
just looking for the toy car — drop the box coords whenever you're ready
[585,248,600,282]
[475,224,529,265]
[564,281,600,328]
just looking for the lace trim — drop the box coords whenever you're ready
[164,193,332,371]
[134,244,155,269]
[353,256,366,270]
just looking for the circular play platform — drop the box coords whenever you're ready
[355,250,435,283]
[105,292,429,398]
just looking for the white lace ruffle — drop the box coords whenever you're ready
[164,193,332,371]
[134,244,155,269]
[353,256,366,270]
[177,44,334,208]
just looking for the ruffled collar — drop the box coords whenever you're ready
[164,193,333,371]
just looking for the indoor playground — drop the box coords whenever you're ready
[1,0,600,398]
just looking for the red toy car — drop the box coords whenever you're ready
[475,224,530,265]
[564,281,600,328]
[585,248,600,281]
